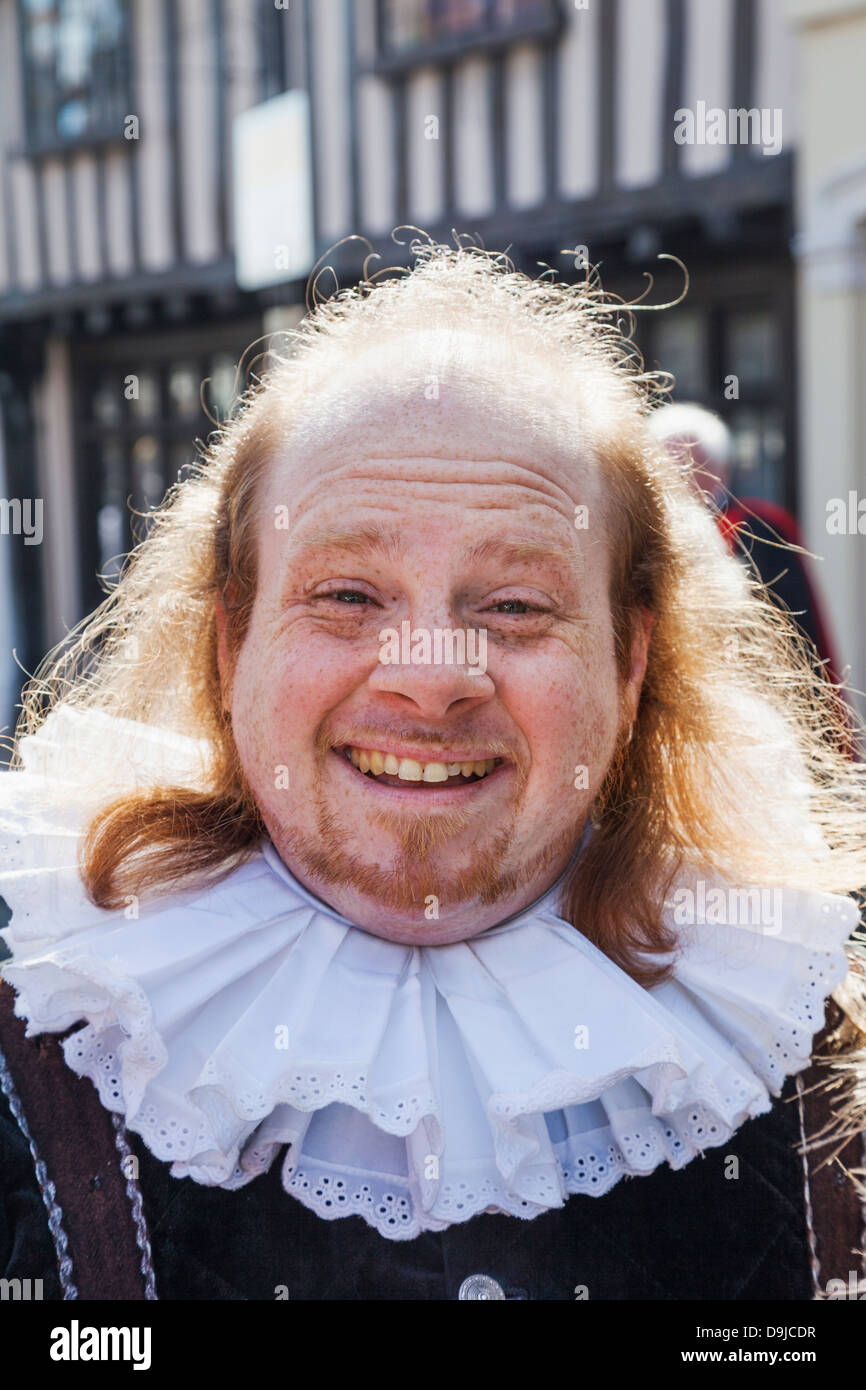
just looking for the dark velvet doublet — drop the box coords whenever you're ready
[0,1073,818,1300]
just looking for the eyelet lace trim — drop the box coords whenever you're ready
[0,767,857,1241]
[9,926,844,1237]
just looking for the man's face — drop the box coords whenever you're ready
[216,339,650,943]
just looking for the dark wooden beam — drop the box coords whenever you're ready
[441,64,455,221]
[345,0,362,234]
[126,19,141,276]
[0,254,240,321]
[598,0,617,193]
[489,53,505,213]
[93,153,111,278]
[213,0,229,252]
[2,158,19,289]
[392,73,408,229]
[731,0,757,162]
[302,0,322,248]
[662,0,685,178]
[162,0,184,262]
[542,37,558,206]
[34,163,49,287]
[64,153,80,281]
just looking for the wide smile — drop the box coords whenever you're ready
[331,743,510,800]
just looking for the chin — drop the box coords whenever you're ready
[342,900,495,946]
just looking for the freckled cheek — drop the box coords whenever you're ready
[563,626,621,759]
[576,701,617,782]
[231,630,369,763]
[502,645,619,789]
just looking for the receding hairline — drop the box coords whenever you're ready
[283,334,589,450]
[231,315,649,608]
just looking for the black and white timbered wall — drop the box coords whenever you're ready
[0,0,797,304]
[0,0,799,723]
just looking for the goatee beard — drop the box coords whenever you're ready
[269,779,583,917]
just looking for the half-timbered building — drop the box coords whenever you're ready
[0,0,806,728]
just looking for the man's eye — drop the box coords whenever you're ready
[315,589,372,605]
[488,599,544,615]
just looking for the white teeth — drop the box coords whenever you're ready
[422,762,449,782]
[344,747,500,782]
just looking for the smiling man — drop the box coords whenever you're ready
[217,333,648,942]
[0,242,864,1302]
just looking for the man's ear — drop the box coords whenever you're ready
[214,589,235,714]
[626,606,655,718]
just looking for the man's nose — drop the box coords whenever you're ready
[368,619,494,719]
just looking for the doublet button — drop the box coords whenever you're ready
[458,1274,506,1300]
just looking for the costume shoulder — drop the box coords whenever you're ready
[0,978,152,1300]
[0,1055,63,1297]
[800,967,866,1297]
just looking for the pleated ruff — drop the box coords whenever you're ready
[0,708,855,1238]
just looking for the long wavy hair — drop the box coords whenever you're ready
[15,237,866,987]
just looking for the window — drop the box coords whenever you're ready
[728,311,778,391]
[640,291,793,510]
[376,0,561,70]
[72,324,261,612]
[653,311,707,401]
[20,0,131,149]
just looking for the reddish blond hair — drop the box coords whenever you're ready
[17,239,866,986]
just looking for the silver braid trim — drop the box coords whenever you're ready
[111,1114,158,1300]
[795,1073,823,1299]
[0,1040,78,1299]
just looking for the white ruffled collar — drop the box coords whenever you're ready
[0,708,857,1240]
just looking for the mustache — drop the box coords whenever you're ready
[315,726,520,762]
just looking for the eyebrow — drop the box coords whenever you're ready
[283,522,582,573]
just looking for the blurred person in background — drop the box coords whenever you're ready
[649,402,844,690]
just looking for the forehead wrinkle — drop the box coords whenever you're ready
[285,450,576,504]
[281,521,584,578]
[461,534,584,574]
[284,522,406,567]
